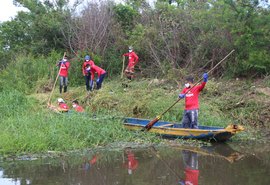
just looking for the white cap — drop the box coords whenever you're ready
[57,98,64,103]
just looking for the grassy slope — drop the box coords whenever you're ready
[0,77,269,155]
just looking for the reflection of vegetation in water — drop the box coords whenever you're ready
[1,145,270,185]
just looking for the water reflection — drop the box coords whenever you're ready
[82,154,98,171]
[0,143,269,185]
[179,150,199,185]
[123,148,139,175]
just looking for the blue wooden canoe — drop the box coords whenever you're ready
[123,118,244,142]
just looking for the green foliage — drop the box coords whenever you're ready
[103,47,123,77]
[212,0,270,76]
[0,90,30,119]
[113,4,139,33]
[0,0,69,59]
[1,0,269,78]
[0,51,61,93]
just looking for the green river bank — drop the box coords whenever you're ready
[0,77,269,156]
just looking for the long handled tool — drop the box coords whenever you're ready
[143,49,235,131]
[47,52,66,105]
[121,56,125,79]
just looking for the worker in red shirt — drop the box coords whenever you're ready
[122,46,139,80]
[178,73,208,128]
[47,98,69,113]
[179,150,199,185]
[57,98,69,112]
[87,64,106,90]
[57,56,70,93]
[72,100,85,112]
[82,55,95,92]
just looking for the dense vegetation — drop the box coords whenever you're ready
[0,0,269,77]
[0,0,269,155]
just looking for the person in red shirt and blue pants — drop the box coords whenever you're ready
[86,64,106,90]
[178,73,208,128]
[82,55,95,92]
[57,56,70,93]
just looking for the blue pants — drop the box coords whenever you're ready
[182,150,198,169]
[84,75,92,91]
[96,73,106,90]
[181,109,199,128]
[59,76,68,93]
[59,76,68,86]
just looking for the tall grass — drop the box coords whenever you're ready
[0,52,61,93]
[0,96,158,154]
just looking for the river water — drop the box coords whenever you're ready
[0,143,269,185]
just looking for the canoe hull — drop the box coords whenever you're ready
[124,118,244,142]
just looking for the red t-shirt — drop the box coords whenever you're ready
[58,103,69,110]
[82,60,95,75]
[180,82,206,110]
[58,61,70,77]
[90,65,106,80]
[73,104,84,112]
[185,168,199,185]
[123,51,139,67]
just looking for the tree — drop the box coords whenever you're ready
[0,0,70,56]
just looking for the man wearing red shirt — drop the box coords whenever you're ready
[122,46,139,80]
[47,98,69,113]
[178,73,208,128]
[88,64,106,90]
[57,98,69,112]
[72,100,85,112]
[82,55,95,92]
[57,56,70,93]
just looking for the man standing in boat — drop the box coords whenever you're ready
[178,73,208,128]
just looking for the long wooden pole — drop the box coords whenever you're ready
[143,49,235,131]
[121,56,125,79]
[47,52,66,105]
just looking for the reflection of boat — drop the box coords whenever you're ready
[174,144,244,163]
[124,118,244,142]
